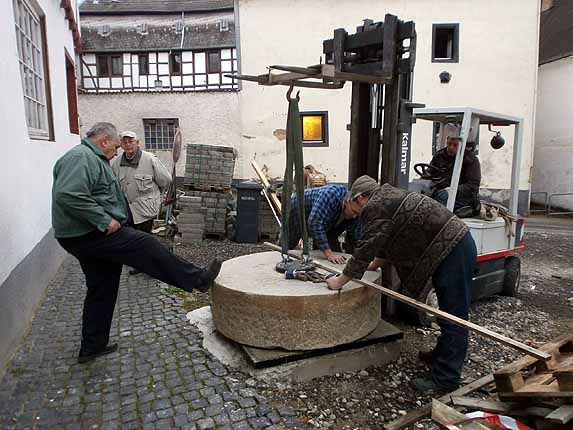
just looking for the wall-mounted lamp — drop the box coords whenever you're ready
[439,71,451,84]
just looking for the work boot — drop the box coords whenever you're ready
[78,343,118,364]
[418,350,434,366]
[411,377,458,395]
[196,258,222,293]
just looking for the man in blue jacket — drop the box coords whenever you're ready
[52,122,221,364]
[287,177,379,264]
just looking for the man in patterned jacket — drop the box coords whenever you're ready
[326,178,477,393]
[288,177,378,264]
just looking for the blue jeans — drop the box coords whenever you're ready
[433,188,471,212]
[431,231,477,388]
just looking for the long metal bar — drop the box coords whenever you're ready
[268,64,322,75]
[263,242,551,361]
[446,110,472,211]
[509,119,523,218]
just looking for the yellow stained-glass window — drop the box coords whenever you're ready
[302,115,323,142]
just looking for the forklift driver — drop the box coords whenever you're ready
[430,128,481,216]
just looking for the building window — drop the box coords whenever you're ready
[96,54,123,77]
[170,51,182,75]
[96,54,109,76]
[65,51,79,135]
[432,24,459,63]
[300,111,329,147]
[207,51,221,74]
[138,54,149,75]
[13,0,53,139]
[143,118,179,150]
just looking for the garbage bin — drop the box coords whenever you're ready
[235,180,262,243]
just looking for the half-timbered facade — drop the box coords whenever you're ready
[77,0,240,175]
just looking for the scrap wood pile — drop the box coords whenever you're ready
[386,335,573,430]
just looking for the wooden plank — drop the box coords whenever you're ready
[450,397,553,418]
[545,405,573,424]
[495,336,571,375]
[251,161,281,215]
[450,397,513,414]
[263,243,552,361]
[555,366,573,391]
[384,374,495,430]
[431,399,491,430]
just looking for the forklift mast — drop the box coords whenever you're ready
[323,15,423,188]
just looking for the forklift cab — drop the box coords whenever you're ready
[406,108,526,325]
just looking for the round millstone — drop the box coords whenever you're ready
[211,251,381,351]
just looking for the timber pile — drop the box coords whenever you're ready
[385,335,573,430]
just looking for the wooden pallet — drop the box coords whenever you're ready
[494,335,573,400]
[183,183,232,193]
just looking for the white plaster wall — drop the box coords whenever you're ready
[532,56,573,210]
[0,0,80,286]
[237,0,540,190]
[77,91,241,177]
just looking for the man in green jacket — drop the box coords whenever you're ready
[52,122,221,364]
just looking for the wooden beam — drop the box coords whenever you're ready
[251,161,281,215]
[262,243,552,361]
[384,374,495,430]
[545,405,573,424]
[431,399,491,430]
[451,397,513,415]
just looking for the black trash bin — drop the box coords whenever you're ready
[235,180,262,243]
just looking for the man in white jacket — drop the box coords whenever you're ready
[112,131,172,273]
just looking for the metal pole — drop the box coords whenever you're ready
[446,110,472,211]
[509,120,523,218]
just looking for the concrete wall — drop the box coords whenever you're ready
[78,91,241,176]
[236,0,540,194]
[532,56,573,211]
[0,0,79,370]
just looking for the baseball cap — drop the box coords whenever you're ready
[120,130,137,139]
[350,175,379,199]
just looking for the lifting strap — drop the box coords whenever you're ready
[276,87,315,273]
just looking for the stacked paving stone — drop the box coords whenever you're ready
[177,196,206,243]
[184,189,229,236]
[258,198,281,240]
[184,144,235,189]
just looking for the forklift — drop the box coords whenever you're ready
[230,14,524,325]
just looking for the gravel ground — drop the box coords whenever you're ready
[173,229,573,430]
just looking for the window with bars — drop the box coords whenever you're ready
[13,0,52,139]
[143,118,178,150]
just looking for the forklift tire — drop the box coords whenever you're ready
[416,280,439,327]
[502,256,521,297]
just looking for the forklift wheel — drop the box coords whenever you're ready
[502,256,521,296]
[417,280,439,327]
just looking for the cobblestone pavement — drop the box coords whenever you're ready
[0,258,304,430]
